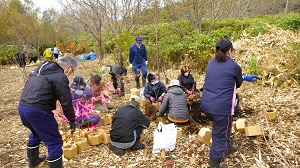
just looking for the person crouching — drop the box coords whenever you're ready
[109,98,150,156]
[157,79,190,124]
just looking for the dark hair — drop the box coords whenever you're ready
[215,47,227,62]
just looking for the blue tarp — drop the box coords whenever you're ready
[77,52,98,61]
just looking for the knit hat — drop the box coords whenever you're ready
[147,73,155,82]
[216,38,235,52]
[70,76,86,90]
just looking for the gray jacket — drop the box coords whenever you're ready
[158,86,190,120]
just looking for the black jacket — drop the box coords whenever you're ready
[19,61,75,122]
[110,105,150,143]
[177,73,196,91]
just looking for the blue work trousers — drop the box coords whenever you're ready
[18,104,63,159]
[205,113,233,162]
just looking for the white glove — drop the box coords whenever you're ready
[130,64,133,68]
[145,61,148,65]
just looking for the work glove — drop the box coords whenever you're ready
[185,90,191,94]
[242,74,260,82]
[145,61,148,65]
[158,96,164,102]
[69,121,76,134]
[129,64,133,68]
[149,96,155,102]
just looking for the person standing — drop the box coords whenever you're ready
[18,56,78,168]
[129,36,148,89]
[109,99,150,156]
[200,38,259,168]
[43,48,52,61]
[53,45,61,61]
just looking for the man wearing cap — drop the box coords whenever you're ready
[157,79,190,124]
[102,65,127,97]
[143,73,167,103]
[129,36,148,89]
[200,38,259,168]
[18,56,78,168]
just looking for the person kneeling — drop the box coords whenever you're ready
[157,79,190,124]
[109,99,150,156]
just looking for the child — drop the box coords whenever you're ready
[70,76,100,128]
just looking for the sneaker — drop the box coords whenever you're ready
[108,144,125,156]
[226,144,238,156]
[130,143,145,151]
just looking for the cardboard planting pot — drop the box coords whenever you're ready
[198,128,212,145]
[88,132,103,145]
[264,108,277,120]
[62,143,77,159]
[75,137,88,152]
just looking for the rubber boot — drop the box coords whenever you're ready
[108,144,125,156]
[135,77,140,89]
[130,137,145,151]
[226,144,238,156]
[208,159,228,168]
[48,157,62,168]
[142,74,147,87]
[27,146,46,168]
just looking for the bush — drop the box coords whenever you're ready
[0,45,20,65]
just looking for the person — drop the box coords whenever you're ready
[53,46,61,61]
[43,48,52,61]
[70,76,100,128]
[18,56,78,168]
[102,65,127,97]
[200,38,259,168]
[15,51,27,68]
[157,79,190,124]
[144,73,167,103]
[129,36,148,89]
[109,98,150,156]
[29,55,38,64]
[177,65,197,95]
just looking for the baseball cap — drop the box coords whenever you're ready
[216,38,235,52]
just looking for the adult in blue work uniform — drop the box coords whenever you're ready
[18,56,78,168]
[129,36,148,89]
[200,39,259,168]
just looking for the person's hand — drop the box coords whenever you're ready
[115,88,121,94]
[242,74,260,82]
[149,96,155,102]
[158,96,164,102]
[185,90,191,94]
[129,64,133,68]
[69,121,76,134]
[145,61,148,65]
[190,88,195,94]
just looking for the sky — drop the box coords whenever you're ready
[32,0,63,12]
